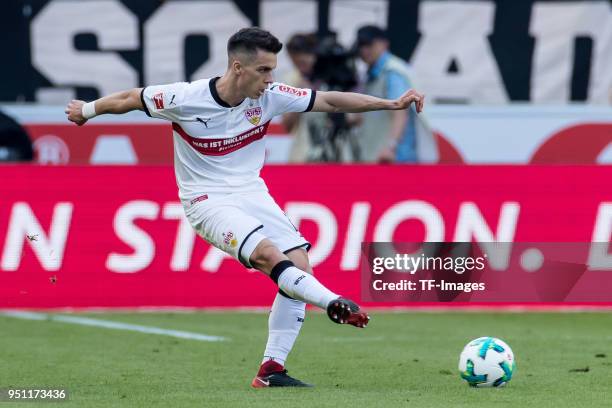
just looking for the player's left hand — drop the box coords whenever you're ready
[65,100,88,126]
[393,89,425,113]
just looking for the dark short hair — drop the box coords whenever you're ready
[356,25,388,47]
[286,33,318,55]
[227,27,283,56]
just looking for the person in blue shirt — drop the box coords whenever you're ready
[355,25,418,163]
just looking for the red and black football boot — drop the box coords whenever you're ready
[251,360,313,388]
[326,297,370,328]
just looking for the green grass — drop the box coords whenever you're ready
[1,311,611,407]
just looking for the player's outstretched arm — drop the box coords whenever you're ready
[311,89,424,114]
[65,88,144,126]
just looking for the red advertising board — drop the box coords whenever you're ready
[0,165,610,308]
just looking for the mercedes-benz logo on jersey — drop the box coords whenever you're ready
[245,107,262,126]
[196,117,211,128]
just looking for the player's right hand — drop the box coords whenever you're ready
[394,89,425,113]
[65,100,88,126]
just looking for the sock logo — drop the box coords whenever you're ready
[294,275,306,285]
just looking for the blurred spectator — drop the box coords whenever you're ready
[0,110,33,161]
[282,33,319,162]
[354,25,428,163]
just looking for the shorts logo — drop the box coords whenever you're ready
[152,92,164,109]
[245,107,262,126]
[294,275,306,285]
[222,231,238,248]
[278,85,308,97]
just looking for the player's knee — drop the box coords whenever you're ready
[249,240,286,273]
[286,248,312,274]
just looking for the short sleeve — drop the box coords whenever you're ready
[141,82,189,121]
[264,83,316,117]
[385,72,411,100]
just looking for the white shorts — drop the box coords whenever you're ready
[183,191,310,268]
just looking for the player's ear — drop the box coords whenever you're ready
[232,59,243,76]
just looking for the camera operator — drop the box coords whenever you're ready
[282,33,319,163]
[304,35,361,162]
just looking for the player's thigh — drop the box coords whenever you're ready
[239,191,311,255]
[185,198,265,267]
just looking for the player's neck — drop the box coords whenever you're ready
[215,74,245,107]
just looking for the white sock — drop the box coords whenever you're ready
[262,292,306,366]
[276,266,339,309]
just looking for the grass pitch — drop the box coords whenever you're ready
[1,310,611,407]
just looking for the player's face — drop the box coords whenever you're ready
[238,49,277,99]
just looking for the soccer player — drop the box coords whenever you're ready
[65,27,424,388]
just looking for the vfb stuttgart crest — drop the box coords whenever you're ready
[245,107,262,126]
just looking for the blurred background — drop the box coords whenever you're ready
[0,0,611,308]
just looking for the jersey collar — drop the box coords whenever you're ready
[210,77,245,108]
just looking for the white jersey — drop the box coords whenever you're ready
[141,78,316,202]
